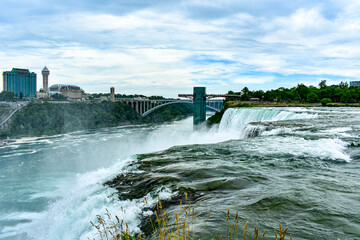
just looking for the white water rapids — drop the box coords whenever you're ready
[0,107,357,239]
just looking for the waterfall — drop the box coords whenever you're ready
[219,108,317,136]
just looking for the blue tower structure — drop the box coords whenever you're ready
[2,68,37,98]
[193,87,206,126]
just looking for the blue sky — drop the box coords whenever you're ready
[1,0,360,97]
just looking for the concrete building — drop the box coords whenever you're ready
[49,84,86,99]
[41,66,50,92]
[350,81,360,87]
[2,68,37,98]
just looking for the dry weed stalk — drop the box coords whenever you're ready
[90,196,293,240]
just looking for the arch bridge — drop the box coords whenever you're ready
[119,99,224,117]
[118,87,241,127]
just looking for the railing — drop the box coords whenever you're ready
[178,94,241,99]
[0,102,28,128]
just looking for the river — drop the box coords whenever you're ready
[0,107,359,239]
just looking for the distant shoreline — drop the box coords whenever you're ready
[226,101,360,108]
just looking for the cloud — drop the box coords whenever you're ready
[232,76,275,84]
[1,0,360,97]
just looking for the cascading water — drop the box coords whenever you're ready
[1,107,359,240]
[219,108,318,137]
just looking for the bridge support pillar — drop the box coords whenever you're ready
[193,87,206,127]
[135,102,139,114]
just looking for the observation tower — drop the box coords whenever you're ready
[41,66,50,92]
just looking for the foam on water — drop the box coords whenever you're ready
[245,136,351,162]
[218,108,350,162]
[1,118,238,239]
[260,127,295,136]
[320,127,354,137]
[1,107,353,239]
[1,149,38,158]
[219,108,317,137]
[5,157,143,240]
[282,126,358,139]
[3,116,234,239]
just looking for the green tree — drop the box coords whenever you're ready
[306,92,318,103]
[252,90,264,99]
[338,81,348,89]
[264,90,276,102]
[319,80,327,89]
[295,84,309,102]
[240,87,251,101]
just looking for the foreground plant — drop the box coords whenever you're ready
[89,195,293,240]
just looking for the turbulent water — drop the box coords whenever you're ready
[0,107,359,240]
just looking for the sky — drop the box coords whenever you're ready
[1,0,360,97]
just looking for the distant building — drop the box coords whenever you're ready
[49,84,86,99]
[350,81,360,87]
[93,96,109,102]
[110,87,115,101]
[42,66,50,92]
[36,88,49,99]
[2,68,37,98]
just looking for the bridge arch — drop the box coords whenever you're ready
[141,101,221,117]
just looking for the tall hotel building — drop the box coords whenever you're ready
[2,68,37,98]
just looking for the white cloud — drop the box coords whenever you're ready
[260,8,334,46]
[232,76,275,84]
[1,0,360,96]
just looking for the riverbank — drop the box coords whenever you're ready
[226,101,360,108]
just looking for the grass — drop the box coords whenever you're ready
[89,195,293,240]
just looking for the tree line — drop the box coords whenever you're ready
[226,80,360,104]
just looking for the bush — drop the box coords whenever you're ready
[320,98,332,106]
